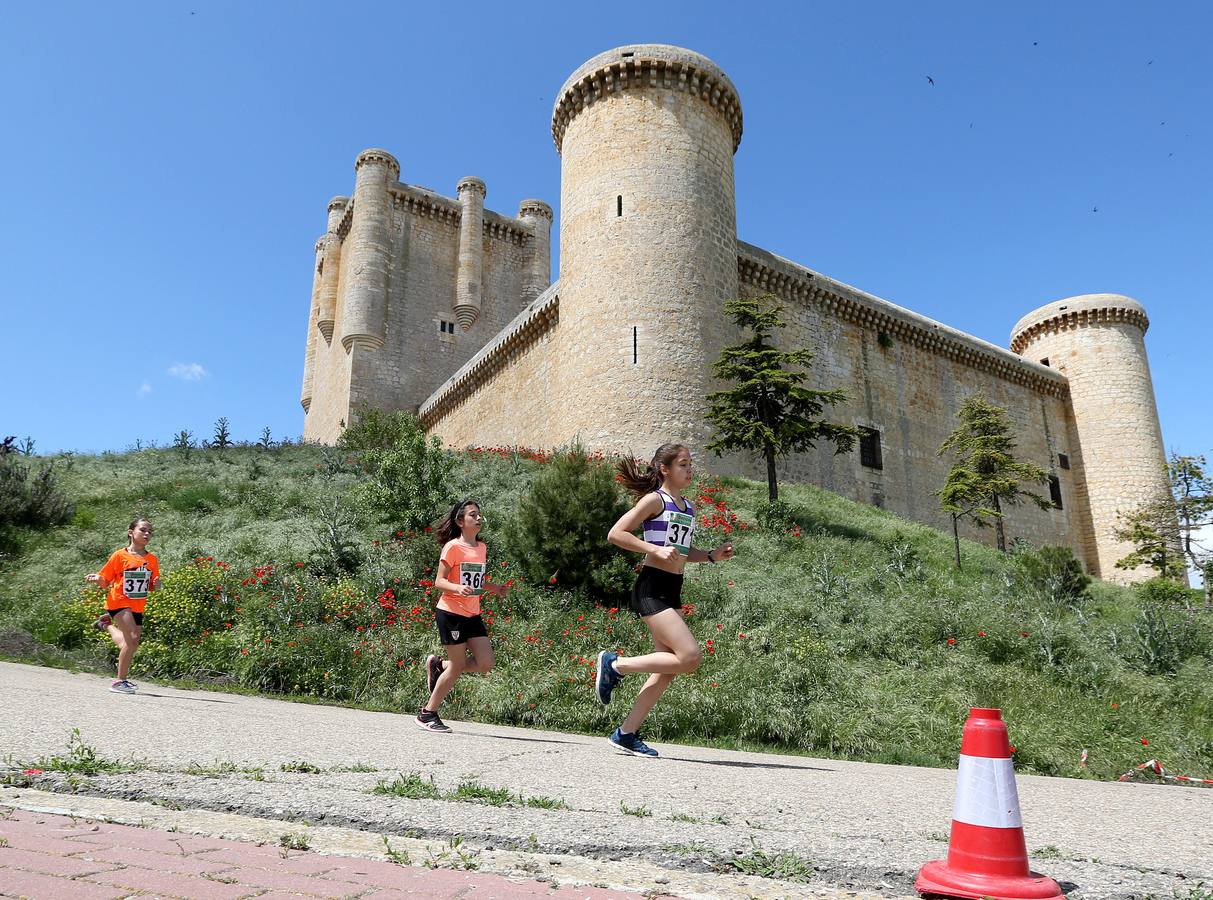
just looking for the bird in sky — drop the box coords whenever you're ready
[926,75,935,86]
[1092,206,1099,213]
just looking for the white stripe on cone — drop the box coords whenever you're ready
[953,754,1023,828]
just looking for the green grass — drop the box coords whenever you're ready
[1,443,1210,782]
[371,771,568,809]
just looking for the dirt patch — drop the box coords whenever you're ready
[0,629,39,657]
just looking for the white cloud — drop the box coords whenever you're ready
[168,362,209,381]
[136,382,152,397]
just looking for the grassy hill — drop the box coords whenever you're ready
[2,442,1210,783]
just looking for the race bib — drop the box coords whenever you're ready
[460,562,485,592]
[666,512,694,555]
[123,567,151,600]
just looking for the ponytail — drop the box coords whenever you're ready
[435,499,479,545]
[616,443,688,499]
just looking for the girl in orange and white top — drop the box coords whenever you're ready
[85,516,161,694]
[417,498,498,733]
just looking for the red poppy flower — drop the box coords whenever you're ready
[1140,738,1149,746]
[946,638,956,645]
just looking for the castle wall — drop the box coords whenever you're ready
[733,244,1084,558]
[420,286,560,447]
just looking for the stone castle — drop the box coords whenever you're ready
[300,44,1170,583]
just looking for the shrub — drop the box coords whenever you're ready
[139,560,229,670]
[756,499,796,532]
[309,500,362,577]
[506,446,629,598]
[0,452,75,550]
[348,412,455,531]
[1012,544,1091,607]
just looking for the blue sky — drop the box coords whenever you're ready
[2,1,1209,459]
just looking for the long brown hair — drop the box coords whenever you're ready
[435,499,480,545]
[616,443,688,499]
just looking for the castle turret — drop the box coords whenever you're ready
[517,199,552,303]
[301,236,324,411]
[454,176,486,330]
[551,44,743,453]
[1011,294,1170,581]
[341,149,399,351]
[316,196,348,342]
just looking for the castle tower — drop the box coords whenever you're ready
[550,44,743,454]
[300,235,324,412]
[454,177,486,330]
[342,149,399,351]
[1011,294,1170,581]
[517,199,553,303]
[316,196,348,342]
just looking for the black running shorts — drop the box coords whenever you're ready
[107,607,144,626]
[435,609,488,646]
[630,566,684,617]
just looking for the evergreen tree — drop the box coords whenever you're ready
[1115,452,1212,606]
[507,445,631,598]
[212,417,233,450]
[706,294,856,502]
[936,393,1051,565]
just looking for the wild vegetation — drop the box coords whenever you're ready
[1,419,1209,783]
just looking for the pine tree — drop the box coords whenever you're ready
[507,445,630,598]
[706,294,856,502]
[936,393,1051,566]
[1115,452,1212,606]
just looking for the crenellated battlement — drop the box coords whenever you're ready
[739,243,1068,397]
[354,148,399,177]
[386,184,530,245]
[552,44,743,153]
[1010,294,1149,354]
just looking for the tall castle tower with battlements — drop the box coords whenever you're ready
[302,44,1171,583]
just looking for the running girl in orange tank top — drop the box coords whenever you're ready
[598,443,735,757]
[416,499,501,733]
[85,516,161,694]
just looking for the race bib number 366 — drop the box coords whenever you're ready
[123,568,151,600]
[666,513,694,555]
[460,562,485,592]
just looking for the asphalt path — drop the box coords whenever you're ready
[2,662,1209,898]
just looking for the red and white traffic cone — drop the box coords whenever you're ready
[916,707,1063,900]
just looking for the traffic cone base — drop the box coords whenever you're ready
[916,858,1064,900]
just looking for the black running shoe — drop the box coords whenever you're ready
[415,708,452,733]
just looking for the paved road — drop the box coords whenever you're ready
[2,662,1209,899]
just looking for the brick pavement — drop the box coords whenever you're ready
[0,809,659,899]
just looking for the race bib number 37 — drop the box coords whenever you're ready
[123,568,151,600]
[666,512,694,555]
[460,562,485,592]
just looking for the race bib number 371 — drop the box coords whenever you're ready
[460,562,485,592]
[666,513,694,555]
[123,568,151,600]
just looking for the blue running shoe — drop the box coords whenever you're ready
[608,728,659,758]
[595,650,622,706]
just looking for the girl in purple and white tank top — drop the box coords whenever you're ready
[597,443,736,758]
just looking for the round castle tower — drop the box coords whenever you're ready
[551,44,743,454]
[1011,294,1170,582]
[342,149,399,351]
